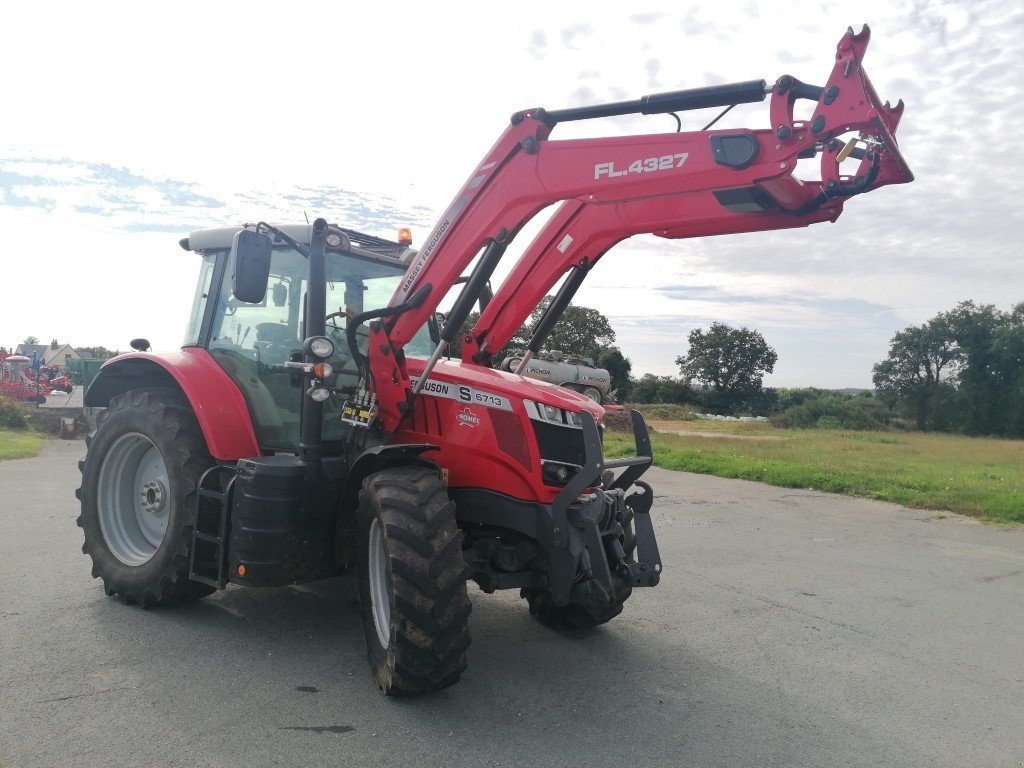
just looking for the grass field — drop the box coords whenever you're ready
[604,419,1024,524]
[0,429,42,461]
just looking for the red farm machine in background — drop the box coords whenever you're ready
[75,27,912,694]
[1,354,52,403]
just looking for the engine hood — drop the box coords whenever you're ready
[406,358,606,423]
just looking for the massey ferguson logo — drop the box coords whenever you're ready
[457,407,481,427]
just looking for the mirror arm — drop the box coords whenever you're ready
[254,222,311,258]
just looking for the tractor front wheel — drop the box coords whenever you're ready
[521,588,628,630]
[357,466,471,695]
[522,506,636,630]
[76,389,215,606]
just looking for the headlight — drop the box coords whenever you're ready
[525,399,584,429]
[308,386,331,402]
[305,336,335,359]
[541,460,579,486]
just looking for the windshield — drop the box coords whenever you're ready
[207,246,434,452]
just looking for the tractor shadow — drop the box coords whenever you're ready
[85,577,906,766]
[90,574,683,704]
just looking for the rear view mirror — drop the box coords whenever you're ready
[272,282,287,307]
[231,229,272,304]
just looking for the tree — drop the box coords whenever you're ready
[943,301,1009,435]
[22,336,38,345]
[993,303,1024,436]
[872,318,959,431]
[676,322,777,415]
[872,301,1024,437]
[76,346,119,360]
[510,297,616,360]
[596,346,632,401]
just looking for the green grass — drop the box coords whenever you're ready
[605,421,1024,524]
[0,429,42,460]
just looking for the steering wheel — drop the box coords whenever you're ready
[322,311,367,381]
[325,310,349,331]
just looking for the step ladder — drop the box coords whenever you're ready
[188,465,236,589]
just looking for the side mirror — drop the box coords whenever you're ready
[129,338,151,352]
[428,312,446,344]
[272,281,287,307]
[231,229,272,304]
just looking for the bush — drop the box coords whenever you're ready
[775,393,892,430]
[628,374,696,404]
[0,397,29,430]
[627,403,701,421]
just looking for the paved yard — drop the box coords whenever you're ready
[1,440,1022,767]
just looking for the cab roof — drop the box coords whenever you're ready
[179,224,417,267]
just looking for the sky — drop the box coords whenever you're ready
[1,0,1021,388]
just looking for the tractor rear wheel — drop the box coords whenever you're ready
[76,389,215,606]
[356,466,471,695]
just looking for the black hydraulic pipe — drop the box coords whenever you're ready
[527,264,589,354]
[299,218,328,463]
[441,240,507,344]
[543,79,767,124]
[347,284,431,366]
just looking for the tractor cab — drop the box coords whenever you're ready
[180,225,437,454]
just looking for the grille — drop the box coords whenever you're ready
[531,421,587,467]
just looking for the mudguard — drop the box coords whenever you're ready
[84,349,260,460]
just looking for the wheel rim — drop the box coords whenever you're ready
[368,518,391,648]
[97,432,170,566]
[583,387,601,402]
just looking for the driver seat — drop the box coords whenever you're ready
[256,322,293,345]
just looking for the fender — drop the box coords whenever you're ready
[345,443,440,495]
[84,349,260,461]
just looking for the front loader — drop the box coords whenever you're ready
[77,27,912,694]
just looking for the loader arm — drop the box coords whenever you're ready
[369,25,911,431]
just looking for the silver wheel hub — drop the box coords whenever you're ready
[97,433,171,566]
[139,480,165,514]
[368,519,392,649]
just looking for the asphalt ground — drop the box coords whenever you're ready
[1,440,1022,768]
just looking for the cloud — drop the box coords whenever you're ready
[123,222,211,233]
[559,23,593,49]
[645,58,661,88]
[0,155,437,241]
[528,29,547,60]
[1,192,56,210]
[629,12,666,25]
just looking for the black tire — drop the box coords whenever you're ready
[522,509,635,631]
[357,466,471,695]
[580,386,603,404]
[522,587,627,630]
[76,389,215,606]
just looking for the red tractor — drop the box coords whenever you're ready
[77,28,912,694]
